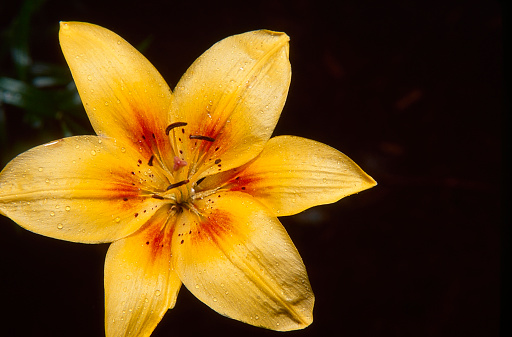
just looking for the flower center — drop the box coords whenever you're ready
[145,122,221,210]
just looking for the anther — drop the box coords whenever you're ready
[189,135,215,142]
[148,155,154,166]
[152,195,164,200]
[166,122,188,135]
[166,179,190,190]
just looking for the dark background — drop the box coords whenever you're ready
[0,0,504,336]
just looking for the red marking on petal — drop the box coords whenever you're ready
[142,217,174,262]
[192,210,234,246]
[226,173,261,194]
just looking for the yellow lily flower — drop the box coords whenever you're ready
[0,22,376,336]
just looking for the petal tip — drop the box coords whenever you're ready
[262,29,290,41]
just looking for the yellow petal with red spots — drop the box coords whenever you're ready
[172,192,313,331]
[199,135,377,216]
[169,30,291,180]
[104,206,181,337]
[0,136,169,243]
[59,22,174,169]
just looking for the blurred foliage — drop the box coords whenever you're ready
[0,0,156,166]
[0,0,91,165]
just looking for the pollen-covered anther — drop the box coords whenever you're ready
[165,122,188,135]
[166,179,190,191]
[189,135,215,142]
[173,156,188,171]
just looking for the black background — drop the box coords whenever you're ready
[0,0,504,336]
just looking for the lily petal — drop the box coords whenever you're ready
[170,30,291,179]
[172,192,314,331]
[0,136,169,243]
[200,135,377,216]
[59,22,174,167]
[105,206,181,337]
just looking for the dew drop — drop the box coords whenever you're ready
[87,75,92,81]
[45,178,50,183]
[65,206,71,211]
[38,167,43,172]
[195,284,200,289]
[91,150,96,156]
[117,40,121,45]
[50,211,55,216]
[213,297,218,302]
[125,275,131,280]
[255,315,259,320]
[98,139,102,144]
[104,101,109,106]
[120,147,126,153]
[155,290,161,296]
[115,217,121,223]
[57,224,63,229]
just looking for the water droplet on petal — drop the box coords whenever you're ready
[115,217,121,223]
[120,147,126,153]
[195,284,200,289]
[38,167,43,172]
[213,297,218,302]
[65,206,71,211]
[155,290,161,296]
[91,150,96,156]
[57,224,63,229]
[50,211,55,216]
[87,75,92,81]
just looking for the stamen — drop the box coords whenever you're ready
[189,135,215,142]
[148,155,154,166]
[166,179,190,190]
[166,122,188,135]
